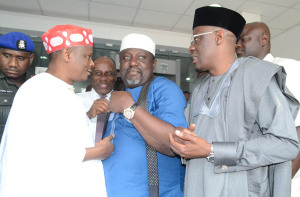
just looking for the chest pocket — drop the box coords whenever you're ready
[0,92,14,106]
[0,92,14,130]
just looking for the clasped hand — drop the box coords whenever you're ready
[169,124,211,159]
[95,134,115,160]
[87,98,109,119]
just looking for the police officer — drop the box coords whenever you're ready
[0,32,34,142]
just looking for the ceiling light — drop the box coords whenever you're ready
[209,4,222,7]
[186,77,191,81]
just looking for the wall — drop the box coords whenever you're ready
[3,10,298,91]
[2,10,300,60]
[0,11,197,92]
[0,11,191,53]
[271,24,300,61]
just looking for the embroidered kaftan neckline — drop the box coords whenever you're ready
[193,59,241,118]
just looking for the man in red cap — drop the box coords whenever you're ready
[169,6,299,197]
[0,24,114,197]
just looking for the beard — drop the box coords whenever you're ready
[124,67,143,86]
[126,78,141,86]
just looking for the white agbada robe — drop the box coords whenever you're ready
[0,73,106,197]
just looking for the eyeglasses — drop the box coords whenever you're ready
[190,30,219,45]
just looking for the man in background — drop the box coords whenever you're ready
[0,32,34,142]
[103,33,187,197]
[236,22,300,197]
[0,24,114,197]
[183,91,191,102]
[77,56,117,143]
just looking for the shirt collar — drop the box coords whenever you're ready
[90,88,113,100]
[263,53,274,62]
[44,73,75,93]
[0,72,18,86]
[0,72,5,79]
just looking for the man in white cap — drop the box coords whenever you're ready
[169,6,299,197]
[0,24,114,197]
[102,33,187,197]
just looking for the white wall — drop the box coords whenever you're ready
[1,10,299,60]
[0,11,191,53]
[271,25,300,61]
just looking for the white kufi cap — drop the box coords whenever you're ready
[120,33,155,56]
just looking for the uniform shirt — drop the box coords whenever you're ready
[0,73,106,197]
[0,72,19,142]
[103,76,187,197]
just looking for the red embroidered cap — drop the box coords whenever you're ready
[41,24,93,54]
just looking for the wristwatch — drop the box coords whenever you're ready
[123,103,139,120]
[206,143,214,163]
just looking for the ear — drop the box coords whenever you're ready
[29,53,35,66]
[152,59,157,71]
[62,48,71,63]
[260,33,269,46]
[215,30,226,45]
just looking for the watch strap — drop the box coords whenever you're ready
[130,102,139,111]
[206,143,214,163]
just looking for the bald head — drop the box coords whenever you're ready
[94,56,116,67]
[236,22,271,59]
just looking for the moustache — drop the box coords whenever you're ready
[125,67,142,75]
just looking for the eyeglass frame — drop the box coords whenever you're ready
[190,30,221,45]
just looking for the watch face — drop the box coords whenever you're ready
[207,156,214,162]
[124,108,134,119]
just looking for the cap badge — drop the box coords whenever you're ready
[17,40,27,50]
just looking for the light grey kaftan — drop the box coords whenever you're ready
[184,57,299,197]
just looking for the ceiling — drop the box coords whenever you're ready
[1,0,300,39]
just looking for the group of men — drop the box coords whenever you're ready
[0,5,299,197]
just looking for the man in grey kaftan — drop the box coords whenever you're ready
[169,6,299,197]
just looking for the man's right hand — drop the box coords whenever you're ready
[86,98,110,119]
[95,134,115,160]
[83,134,115,162]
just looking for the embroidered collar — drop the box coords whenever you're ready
[193,59,241,118]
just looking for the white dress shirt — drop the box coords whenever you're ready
[77,88,111,142]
